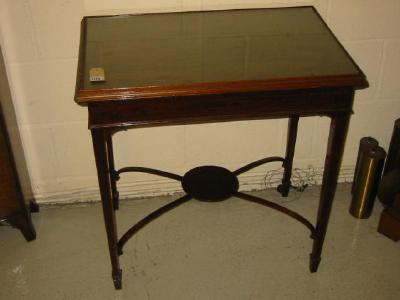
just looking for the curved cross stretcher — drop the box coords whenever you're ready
[115,156,316,256]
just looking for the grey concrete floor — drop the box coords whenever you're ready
[1,184,399,299]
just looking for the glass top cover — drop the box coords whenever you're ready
[79,7,363,93]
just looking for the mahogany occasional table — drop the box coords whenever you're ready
[74,7,368,289]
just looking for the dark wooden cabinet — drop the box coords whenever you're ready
[0,45,36,241]
[378,119,400,241]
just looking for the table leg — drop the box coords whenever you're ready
[91,128,122,289]
[278,115,299,197]
[107,134,119,210]
[310,112,351,272]
[8,211,36,242]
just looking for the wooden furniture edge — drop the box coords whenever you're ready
[75,75,367,105]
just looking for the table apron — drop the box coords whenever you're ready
[88,88,354,129]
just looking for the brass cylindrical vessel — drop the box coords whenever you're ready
[350,146,386,219]
[351,137,378,194]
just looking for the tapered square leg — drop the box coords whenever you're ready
[106,134,120,210]
[91,128,122,289]
[310,112,351,272]
[278,115,299,197]
[112,269,122,289]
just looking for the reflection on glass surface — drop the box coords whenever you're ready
[82,7,361,90]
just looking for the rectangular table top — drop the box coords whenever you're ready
[75,7,367,105]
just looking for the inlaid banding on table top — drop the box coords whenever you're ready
[76,75,367,103]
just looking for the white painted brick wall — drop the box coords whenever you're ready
[0,0,399,203]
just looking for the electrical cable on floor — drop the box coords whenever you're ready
[264,165,355,200]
